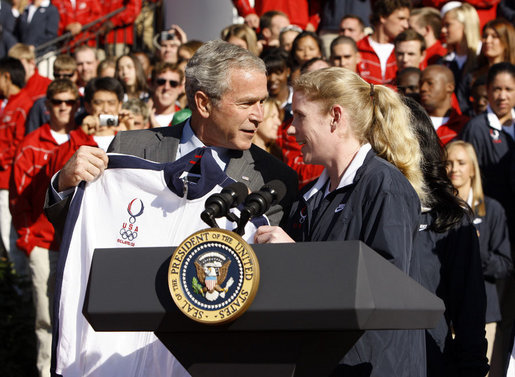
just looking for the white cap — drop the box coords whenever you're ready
[440,1,462,17]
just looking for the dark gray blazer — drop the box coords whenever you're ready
[46,124,298,235]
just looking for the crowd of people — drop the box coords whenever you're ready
[0,0,515,376]
[0,0,160,60]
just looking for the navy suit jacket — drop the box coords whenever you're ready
[0,0,15,34]
[15,3,59,53]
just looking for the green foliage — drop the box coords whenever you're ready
[0,257,37,377]
[192,277,204,296]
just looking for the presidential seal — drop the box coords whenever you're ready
[168,228,260,324]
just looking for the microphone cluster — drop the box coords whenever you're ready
[200,180,287,235]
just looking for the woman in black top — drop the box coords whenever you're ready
[255,68,426,376]
[406,98,489,377]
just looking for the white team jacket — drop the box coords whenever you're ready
[53,148,268,377]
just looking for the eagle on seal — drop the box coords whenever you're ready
[194,260,231,293]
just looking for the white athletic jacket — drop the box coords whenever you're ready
[52,148,268,377]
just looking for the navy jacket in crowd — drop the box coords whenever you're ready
[414,211,489,377]
[15,2,59,54]
[0,25,16,59]
[459,112,515,247]
[0,0,15,34]
[0,0,16,59]
[441,57,472,116]
[25,98,49,135]
[286,149,424,377]
[317,0,371,31]
[498,0,515,22]
[472,196,513,323]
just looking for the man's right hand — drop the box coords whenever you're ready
[244,14,259,29]
[66,22,82,36]
[57,146,108,191]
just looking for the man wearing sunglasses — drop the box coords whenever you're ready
[63,76,132,152]
[53,54,79,84]
[43,76,136,186]
[10,78,78,377]
[149,62,184,128]
[26,54,80,135]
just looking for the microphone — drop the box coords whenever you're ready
[235,180,287,235]
[201,182,248,228]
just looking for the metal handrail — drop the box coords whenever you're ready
[35,6,126,54]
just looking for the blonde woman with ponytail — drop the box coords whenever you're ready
[255,67,426,376]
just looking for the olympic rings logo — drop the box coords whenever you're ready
[120,228,138,241]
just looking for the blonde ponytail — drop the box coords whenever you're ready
[369,84,427,203]
[294,67,427,202]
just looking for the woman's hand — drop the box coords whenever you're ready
[254,226,295,244]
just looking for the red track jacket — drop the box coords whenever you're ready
[436,109,470,145]
[357,36,397,86]
[24,70,51,102]
[45,127,97,179]
[232,0,320,30]
[53,0,102,47]
[100,0,141,46]
[0,90,33,189]
[9,124,61,254]
[423,40,448,69]
[276,118,324,190]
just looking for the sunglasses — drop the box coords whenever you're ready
[54,72,75,79]
[155,78,180,88]
[49,99,77,106]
